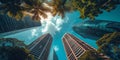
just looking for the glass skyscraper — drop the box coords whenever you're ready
[73,20,120,40]
[0,15,41,33]
[28,33,53,60]
[62,33,95,60]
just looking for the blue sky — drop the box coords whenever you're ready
[4,5,120,60]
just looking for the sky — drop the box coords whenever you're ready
[4,5,120,60]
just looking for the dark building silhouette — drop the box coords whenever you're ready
[62,33,96,60]
[53,49,58,60]
[0,15,41,33]
[28,33,53,60]
[73,20,120,40]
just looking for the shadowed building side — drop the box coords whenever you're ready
[28,33,53,60]
[73,20,120,40]
[53,49,58,60]
[62,33,96,60]
[0,15,41,34]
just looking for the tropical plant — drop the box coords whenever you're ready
[96,32,120,60]
[0,38,34,60]
[48,0,72,18]
[0,0,26,20]
[0,46,34,60]
[0,0,120,21]
[70,0,102,20]
[78,50,105,60]
[69,0,119,20]
[97,0,117,12]
[23,0,51,21]
[0,38,26,47]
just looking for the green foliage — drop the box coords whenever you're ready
[78,50,104,60]
[97,0,116,12]
[96,32,120,60]
[69,0,118,20]
[0,0,50,22]
[0,0,26,20]
[0,38,35,60]
[0,46,34,60]
[0,38,26,47]
[23,0,51,21]
[70,0,98,20]
[48,0,72,18]
[0,0,119,21]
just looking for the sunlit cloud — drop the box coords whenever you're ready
[40,13,69,36]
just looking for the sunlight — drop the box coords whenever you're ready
[41,12,53,22]
[54,46,59,52]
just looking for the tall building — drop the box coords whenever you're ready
[73,20,120,40]
[0,15,41,33]
[62,33,96,60]
[53,49,58,60]
[28,33,53,60]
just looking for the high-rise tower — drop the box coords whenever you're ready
[53,49,58,60]
[62,33,96,60]
[73,20,120,40]
[28,33,53,60]
[0,15,41,33]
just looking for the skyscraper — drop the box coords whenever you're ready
[62,33,96,60]
[0,15,41,33]
[28,33,53,60]
[53,49,58,60]
[73,20,120,40]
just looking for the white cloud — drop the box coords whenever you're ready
[40,13,69,36]
[27,28,39,40]
[41,21,58,35]
[32,29,37,36]
[54,46,59,52]
[31,29,38,37]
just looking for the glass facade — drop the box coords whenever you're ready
[62,33,95,60]
[28,33,53,60]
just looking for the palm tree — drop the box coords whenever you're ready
[24,0,51,21]
[48,0,72,18]
[97,0,116,12]
[0,0,26,20]
[70,0,103,20]
[70,0,119,20]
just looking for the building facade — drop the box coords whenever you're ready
[53,49,58,60]
[62,33,96,60]
[28,33,53,60]
[73,20,120,40]
[0,15,41,33]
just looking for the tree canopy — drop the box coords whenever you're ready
[0,38,26,47]
[0,46,34,60]
[96,32,120,60]
[78,50,105,60]
[0,0,119,23]
[0,38,35,60]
